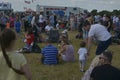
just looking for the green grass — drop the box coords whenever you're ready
[15,30,120,80]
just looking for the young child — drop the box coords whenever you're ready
[78,41,87,72]
[24,28,35,51]
[14,19,21,36]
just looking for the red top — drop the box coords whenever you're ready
[26,34,34,45]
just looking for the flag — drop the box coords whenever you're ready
[24,0,31,4]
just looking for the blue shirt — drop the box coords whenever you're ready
[42,44,58,65]
[15,21,21,30]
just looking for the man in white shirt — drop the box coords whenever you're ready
[39,12,45,32]
[31,14,35,27]
[45,22,53,35]
[83,20,112,55]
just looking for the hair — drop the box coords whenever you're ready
[28,28,33,35]
[62,35,67,40]
[61,35,69,45]
[102,51,113,63]
[83,20,90,27]
[0,29,24,75]
[63,39,70,45]
[0,29,16,49]
[80,41,86,47]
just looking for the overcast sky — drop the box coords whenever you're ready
[1,0,120,12]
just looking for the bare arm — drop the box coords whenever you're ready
[21,64,32,80]
[59,45,66,55]
[107,22,111,28]
[87,36,93,55]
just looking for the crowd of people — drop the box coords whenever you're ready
[0,11,120,80]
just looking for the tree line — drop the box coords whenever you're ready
[90,9,120,16]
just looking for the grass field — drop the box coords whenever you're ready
[15,30,120,80]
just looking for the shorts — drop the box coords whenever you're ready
[80,59,86,67]
[96,37,112,55]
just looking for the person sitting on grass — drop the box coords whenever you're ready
[45,22,54,35]
[41,39,59,65]
[90,51,120,80]
[59,36,74,62]
[24,28,35,52]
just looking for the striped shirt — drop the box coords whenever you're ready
[42,44,58,65]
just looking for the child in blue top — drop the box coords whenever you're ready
[14,19,21,36]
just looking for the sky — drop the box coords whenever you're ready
[1,0,120,12]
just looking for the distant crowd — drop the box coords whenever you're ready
[0,11,120,80]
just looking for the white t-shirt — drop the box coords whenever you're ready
[88,24,111,41]
[78,48,87,60]
[56,23,59,29]
[45,25,53,32]
[31,16,35,25]
[39,14,44,23]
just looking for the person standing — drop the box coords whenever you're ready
[39,12,45,31]
[83,20,112,55]
[0,29,32,80]
[14,19,21,36]
[78,41,87,72]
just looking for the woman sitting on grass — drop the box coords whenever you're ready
[59,35,74,62]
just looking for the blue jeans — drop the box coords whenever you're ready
[96,37,112,55]
[24,44,32,51]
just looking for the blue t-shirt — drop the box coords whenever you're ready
[15,21,21,30]
[42,44,58,65]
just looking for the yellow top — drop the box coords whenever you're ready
[0,51,27,80]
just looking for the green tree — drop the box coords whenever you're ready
[112,10,120,15]
[91,9,98,16]
[98,10,111,16]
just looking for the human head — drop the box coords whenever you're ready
[0,29,16,49]
[80,41,86,47]
[99,50,113,64]
[60,35,69,44]
[27,28,33,35]
[83,20,91,31]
